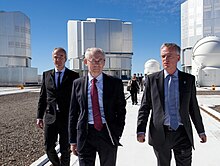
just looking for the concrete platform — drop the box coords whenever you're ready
[69,91,220,166]
[1,87,219,165]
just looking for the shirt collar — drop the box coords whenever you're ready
[55,67,65,73]
[88,72,103,83]
[164,69,178,79]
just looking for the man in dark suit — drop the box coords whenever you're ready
[36,47,79,166]
[137,43,207,166]
[69,47,126,166]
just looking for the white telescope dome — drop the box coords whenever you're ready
[193,36,220,67]
[144,59,160,75]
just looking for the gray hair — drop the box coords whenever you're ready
[160,43,180,55]
[84,47,105,59]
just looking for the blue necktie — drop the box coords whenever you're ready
[168,75,179,130]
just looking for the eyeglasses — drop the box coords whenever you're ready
[87,59,105,64]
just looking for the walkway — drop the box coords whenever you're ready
[67,90,220,166]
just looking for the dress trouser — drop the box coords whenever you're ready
[130,90,138,104]
[153,126,192,166]
[44,113,70,166]
[78,124,118,166]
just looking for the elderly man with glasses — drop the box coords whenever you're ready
[69,47,126,166]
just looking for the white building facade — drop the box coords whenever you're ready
[181,0,220,73]
[0,11,38,85]
[67,18,133,79]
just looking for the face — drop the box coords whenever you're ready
[161,46,180,74]
[84,51,105,78]
[53,49,66,71]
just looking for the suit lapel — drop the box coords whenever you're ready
[156,71,164,108]
[50,69,56,89]
[83,76,88,110]
[102,73,108,110]
[60,68,69,88]
[178,71,186,107]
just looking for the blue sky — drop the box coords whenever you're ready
[0,0,185,75]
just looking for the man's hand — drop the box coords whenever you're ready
[137,133,145,143]
[36,119,44,129]
[199,133,207,143]
[70,144,78,156]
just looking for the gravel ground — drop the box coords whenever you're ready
[0,92,44,166]
[0,91,220,165]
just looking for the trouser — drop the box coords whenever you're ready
[130,91,138,104]
[153,126,192,166]
[44,116,70,166]
[78,124,118,166]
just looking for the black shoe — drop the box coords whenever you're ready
[132,102,134,105]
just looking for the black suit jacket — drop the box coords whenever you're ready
[69,73,126,151]
[37,68,79,124]
[137,70,205,148]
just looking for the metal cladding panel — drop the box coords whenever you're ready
[68,20,81,59]
[109,57,121,69]
[0,57,8,67]
[121,57,131,69]
[103,57,110,68]
[0,67,37,85]
[122,23,132,53]
[0,12,31,58]
[183,49,192,66]
[198,67,220,86]
[81,21,95,55]
[95,20,110,52]
[109,20,122,52]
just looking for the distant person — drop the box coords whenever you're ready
[143,73,147,87]
[69,47,126,166]
[139,73,144,91]
[36,47,79,166]
[137,43,207,166]
[130,74,139,105]
[136,73,140,85]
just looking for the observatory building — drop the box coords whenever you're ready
[192,36,220,86]
[144,59,160,75]
[67,18,133,79]
[0,11,38,85]
[181,0,220,74]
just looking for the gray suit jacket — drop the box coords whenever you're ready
[137,70,205,148]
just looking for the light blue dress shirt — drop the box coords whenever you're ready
[164,70,181,126]
[55,67,65,88]
[87,73,106,124]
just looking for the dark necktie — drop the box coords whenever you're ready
[57,72,61,89]
[91,78,103,131]
[168,75,179,130]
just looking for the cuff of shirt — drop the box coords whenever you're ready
[137,132,145,136]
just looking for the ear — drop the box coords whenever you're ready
[84,58,88,66]
[177,55,180,61]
